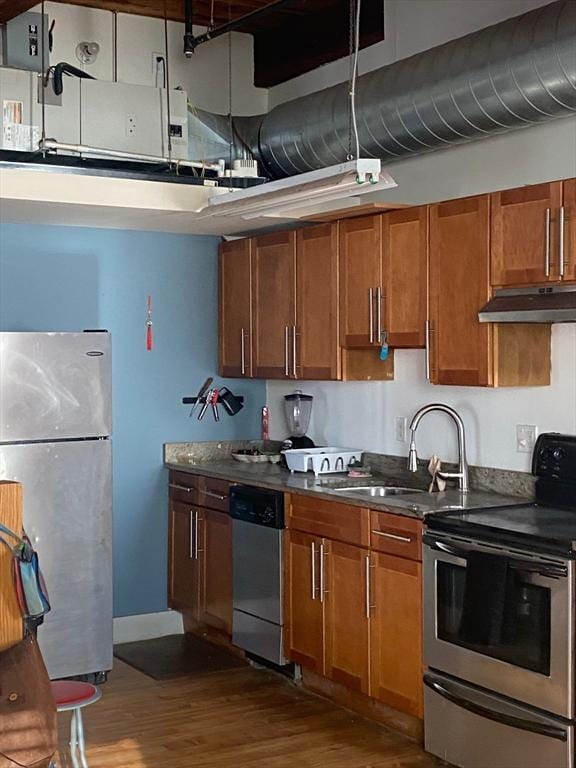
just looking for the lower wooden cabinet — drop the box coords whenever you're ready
[324,539,370,696]
[370,552,423,718]
[197,509,233,634]
[285,530,324,673]
[168,501,198,612]
[168,474,233,636]
[285,524,422,718]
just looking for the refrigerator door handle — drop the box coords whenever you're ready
[424,675,568,742]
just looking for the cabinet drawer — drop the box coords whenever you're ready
[169,471,200,505]
[288,494,369,547]
[198,476,231,513]
[369,510,422,561]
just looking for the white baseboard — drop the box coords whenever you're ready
[113,610,184,645]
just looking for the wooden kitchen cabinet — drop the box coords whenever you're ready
[339,216,382,349]
[252,230,297,378]
[491,181,563,286]
[168,501,198,613]
[370,551,423,718]
[429,195,551,387]
[381,206,428,348]
[197,509,233,634]
[284,530,325,674]
[219,238,252,378]
[296,224,340,380]
[429,195,492,386]
[168,473,232,636]
[562,179,576,282]
[324,540,370,696]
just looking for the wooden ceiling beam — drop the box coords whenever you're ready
[0,0,38,24]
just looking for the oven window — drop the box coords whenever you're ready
[436,562,551,675]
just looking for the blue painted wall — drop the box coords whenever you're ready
[0,223,265,617]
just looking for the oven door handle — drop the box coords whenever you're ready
[424,537,568,578]
[423,675,568,742]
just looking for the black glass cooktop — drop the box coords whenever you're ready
[428,503,576,555]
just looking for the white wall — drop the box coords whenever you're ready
[265,102,576,472]
[269,0,558,107]
[32,2,267,114]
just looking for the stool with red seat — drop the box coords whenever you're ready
[51,681,101,768]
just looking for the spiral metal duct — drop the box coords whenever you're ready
[233,0,576,178]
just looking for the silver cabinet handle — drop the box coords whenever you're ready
[376,286,383,345]
[189,509,194,559]
[169,483,195,493]
[559,205,565,278]
[194,511,204,559]
[292,325,297,378]
[201,489,227,501]
[372,529,413,544]
[240,327,246,376]
[545,207,551,277]
[425,320,431,381]
[311,541,317,600]
[284,326,290,376]
[319,543,326,603]
[365,554,372,619]
[368,287,374,344]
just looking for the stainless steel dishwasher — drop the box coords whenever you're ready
[230,485,286,666]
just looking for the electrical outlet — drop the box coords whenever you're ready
[395,416,408,443]
[125,114,136,137]
[516,424,538,454]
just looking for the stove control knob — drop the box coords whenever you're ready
[553,448,565,461]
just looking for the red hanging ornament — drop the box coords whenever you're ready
[146,295,153,351]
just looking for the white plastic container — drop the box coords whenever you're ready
[283,447,363,476]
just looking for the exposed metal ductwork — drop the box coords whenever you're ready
[224,0,576,179]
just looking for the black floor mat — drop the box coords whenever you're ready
[114,634,247,680]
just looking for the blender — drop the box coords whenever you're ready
[282,390,315,450]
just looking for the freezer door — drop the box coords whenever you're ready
[0,332,111,442]
[0,439,113,679]
[424,671,573,768]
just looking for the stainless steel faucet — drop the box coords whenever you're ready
[407,404,469,493]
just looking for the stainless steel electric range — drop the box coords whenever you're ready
[423,433,576,768]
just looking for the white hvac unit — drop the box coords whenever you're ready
[0,66,189,161]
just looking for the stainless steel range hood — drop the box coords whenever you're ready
[479,285,576,323]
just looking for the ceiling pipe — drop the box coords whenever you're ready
[184,0,194,57]
[184,0,294,53]
[214,0,576,179]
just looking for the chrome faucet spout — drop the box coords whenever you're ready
[406,403,469,493]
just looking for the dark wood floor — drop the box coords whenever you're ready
[57,660,442,767]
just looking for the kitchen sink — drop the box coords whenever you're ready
[332,486,425,497]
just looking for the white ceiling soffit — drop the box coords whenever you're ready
[0,160,397,235]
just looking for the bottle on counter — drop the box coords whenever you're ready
[261,406,270,441]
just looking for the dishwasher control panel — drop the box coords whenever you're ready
[230,485,285,529]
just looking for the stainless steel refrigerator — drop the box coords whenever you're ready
[0,332,113,680]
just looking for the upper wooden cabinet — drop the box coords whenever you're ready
[562,179,576,282]
[429,195,492,386]
[339,216,382,348]
[219,239,252,378]
[252,231,297,379]
[296,224,340,380]
[429,195,551,388]
[491,181,568,286]
[339,211,428,350]
[382,207,428,348]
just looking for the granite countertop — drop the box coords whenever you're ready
[165,459,529,520]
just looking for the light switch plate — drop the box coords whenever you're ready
[395,416,408,443]
[516,424,538,454]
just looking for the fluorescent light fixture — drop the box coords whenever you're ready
[199,159,396,220]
